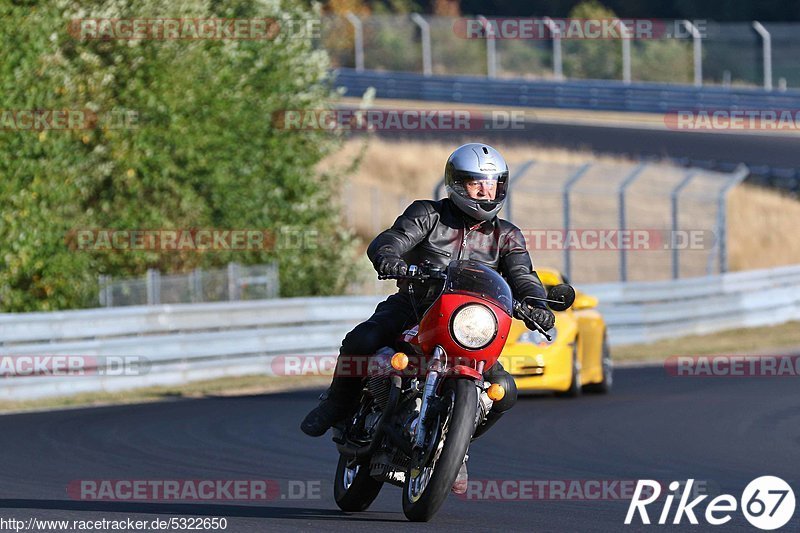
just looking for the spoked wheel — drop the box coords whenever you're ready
[334,455,384,512]
[402,378,478,522]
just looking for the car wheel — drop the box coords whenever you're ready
[556,342,581,398]
[584,330,612,394]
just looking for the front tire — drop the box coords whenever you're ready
[402,378,478,522]
[334,454,383,512]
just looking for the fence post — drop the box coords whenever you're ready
[620,20,632,84]
[503,159,536,224]
[98,275,113,307]
[717,165,749,273]
[617,163,648,281]
[681,20,703,87]
[227,262,240,301]
[410,13,432,76]
[345,13,364,72]
[191,268,203,303]
[477,15,496,78]
[543,17,563,81]
[562,163,591,281]
[146,268,160,305]
[269,263,281,298]
[752,22,773,91]
[670,170,698,279]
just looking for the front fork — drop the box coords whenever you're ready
[413,346,487,451]
[413,346,445,450]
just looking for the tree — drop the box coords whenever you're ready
[0,0,357,311]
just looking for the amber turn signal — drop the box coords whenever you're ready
[391,352,409,371]
[486,383,505,401]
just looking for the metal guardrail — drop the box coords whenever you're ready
[334,68,800,113]
[1,264,799,400]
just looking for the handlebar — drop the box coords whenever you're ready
[380,264,555,341]
[513,299,553,341]
[377,264,445,281]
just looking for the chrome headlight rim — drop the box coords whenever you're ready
[449,303,498,350]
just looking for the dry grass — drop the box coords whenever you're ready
[613,320,800,362]
[323,138,800,283]
[0,374,331,415]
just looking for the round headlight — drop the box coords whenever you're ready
[450,304,498,349]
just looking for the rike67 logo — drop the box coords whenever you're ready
[626,477,795,530]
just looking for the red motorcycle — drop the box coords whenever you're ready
[331,259,574,521]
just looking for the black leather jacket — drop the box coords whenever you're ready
[367,198,547,309]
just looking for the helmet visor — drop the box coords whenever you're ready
[449,169,509,205]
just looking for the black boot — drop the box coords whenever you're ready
[300,374,361,437]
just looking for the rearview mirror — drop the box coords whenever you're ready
[547,284,575,312]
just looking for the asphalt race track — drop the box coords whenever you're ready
[371,119,800,177]
[1,365,798,532]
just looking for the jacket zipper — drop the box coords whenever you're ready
[458,219,486,260]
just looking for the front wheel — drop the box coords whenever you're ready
[402,378,478,522]
[334,454,383,512]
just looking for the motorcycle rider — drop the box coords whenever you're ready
[301,143,556,488]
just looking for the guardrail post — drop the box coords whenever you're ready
[477,15,497,78]
[717,164,750,273]
[670,170,698,279]
[503,159,536,224]
[617,163,647,281]
[543,17,563,81]
[562,163,591,281]
[345,13,364,72]
[682,20,703,87]
[752,22,773,91]
[227,262,240,301]
[620,20,632,84]
[146,268,160,305]
[410,13,432,76]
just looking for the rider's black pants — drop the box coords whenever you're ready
[328,292,518,433]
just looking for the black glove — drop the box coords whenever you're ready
[377,256,408,277]
[524,306,555,331]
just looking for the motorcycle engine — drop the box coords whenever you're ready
[366,347,396,409]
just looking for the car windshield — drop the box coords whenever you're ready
[443,260,513,315]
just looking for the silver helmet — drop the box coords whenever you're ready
[444,143,509,221]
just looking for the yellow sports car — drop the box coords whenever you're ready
[499,268,612,396]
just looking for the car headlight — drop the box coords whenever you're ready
[517,327,557,346]
[450,304,498,349]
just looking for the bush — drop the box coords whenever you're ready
[0,0,357,311]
